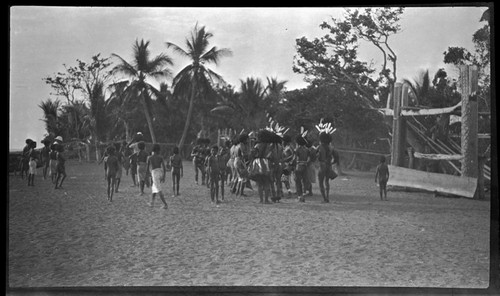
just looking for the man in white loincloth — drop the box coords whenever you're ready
[146,144,168,209]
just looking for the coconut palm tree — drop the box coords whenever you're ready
[80,80,111,160]
[265,76,288,103]
[111,39,173,143]
[165,23,232,150]
[402,69,430,107]
[238,77,269,130]
[39,98,63,137]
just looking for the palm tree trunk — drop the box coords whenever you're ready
[178,82,197,153]
[123,120,131,142]
[141,93,157,144]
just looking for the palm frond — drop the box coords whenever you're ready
[201,47,233,65]
[133,39,151,71]
[165,42,190,58]
[147,53,174,73]
[111,54,137,77]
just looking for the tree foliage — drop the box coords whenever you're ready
[294,7,404,108]
[166,23,232,148]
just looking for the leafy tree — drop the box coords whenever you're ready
[294,7,405,108]
[111,39,174,143]
[443,7,490,111]
[442,6,491,157]
[43,54,113,141]
[165,23,232,149]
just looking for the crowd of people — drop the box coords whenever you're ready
[17,119,391,207]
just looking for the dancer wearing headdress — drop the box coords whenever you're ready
[19,139,34,179]
[281,135,294,198]
[315,119,337,203]
[228,135,239,194]
[235,133,250,196]
[294,132,310,202]
[248,129,275,204]
[265,116,289,203]
[305,138,318,196]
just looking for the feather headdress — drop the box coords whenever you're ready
[315,118,336,135]
[265,114,290,137]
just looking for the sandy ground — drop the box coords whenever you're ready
[8,160,490,288]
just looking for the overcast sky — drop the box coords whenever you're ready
[9,6,487,150]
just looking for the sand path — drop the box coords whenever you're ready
[8,160,490,288]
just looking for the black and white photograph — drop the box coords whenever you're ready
[8,5,496,293]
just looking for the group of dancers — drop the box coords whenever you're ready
[189,117,342,204]
[18,116,391,208]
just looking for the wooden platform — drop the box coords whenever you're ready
[387,165,477,198]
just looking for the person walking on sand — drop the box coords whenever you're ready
[218,140,231,201]
[19,139,34,179]
[114,142,124,193]
[206,145,220,205]
[104,146,119,202]
[170,146,183,197]
[129,151,138,187]
[317,132,334,203]
[54,143,67,189]
[375,156,390,201]
[49,143,58,184]
[136,141,149,196]
[206,145,222,204]
[146,144,168,209]
[191,138,206,185]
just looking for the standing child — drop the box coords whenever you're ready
[375,156,390,200]
[146,144,168,209]
[27,146,38,186]
[170,146,183,197]
[104,146,119,202]
[54,144,67,189]
[206,145,221,204]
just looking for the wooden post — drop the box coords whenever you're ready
[400,84,409,167]
[391,83,404,166]
[459,65,479,178]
